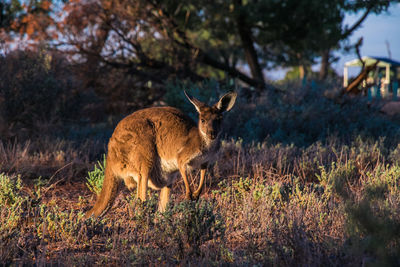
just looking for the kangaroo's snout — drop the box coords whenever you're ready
[208,131,217,140]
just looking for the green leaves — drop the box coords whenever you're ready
[86,154,106,196]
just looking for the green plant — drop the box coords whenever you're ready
[0,173,26,236]
[0,173,24,206]
[0,173,29,264]
[86,154,106,195]
[35,203,108,247]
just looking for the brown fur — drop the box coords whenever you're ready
[85,92,237,217]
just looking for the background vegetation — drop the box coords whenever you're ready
[1,0,400,265]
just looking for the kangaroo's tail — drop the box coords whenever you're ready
[85,163,120,218]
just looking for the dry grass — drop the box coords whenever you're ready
[0,139,102,182]
[1,138,400,266]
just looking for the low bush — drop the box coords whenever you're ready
[0,50,107,141]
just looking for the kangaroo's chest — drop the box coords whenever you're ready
[187,141,220,169]
[186,150,214,169]
[160,142,219,173]
[160,150,212,173]
[157,142,219,187]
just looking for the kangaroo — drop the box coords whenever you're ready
[85,91,237,218]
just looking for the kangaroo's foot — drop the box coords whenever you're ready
[185,192,193,201]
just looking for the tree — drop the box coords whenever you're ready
[50,0,269,93]
[1,0,55,44]
[1,0,397,97]
[1,0,23,41]
[317,0,393,80]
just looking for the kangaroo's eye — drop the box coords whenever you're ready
[201,119,205,123]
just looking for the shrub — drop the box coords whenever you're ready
[0,173,30,263]
[123,195,226,261]
[0,172,111,264]
[156,199,226,259]
[0,51,59,131]
[0,49,100,140]
[336,165,400,266]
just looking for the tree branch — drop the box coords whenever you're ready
[354,37,365,69]
[342,5,373,39]
[148,0,267,89]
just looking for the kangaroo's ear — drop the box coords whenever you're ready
[184,91,205,113]
[215,92,237,112]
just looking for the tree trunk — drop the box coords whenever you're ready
[319,49,330,80]
[299,65,307,80]
[237,24,265,84]
[235,0,265,92]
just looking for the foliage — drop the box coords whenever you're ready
[0,50,59,127]
[0,173,36,264]
[86,154,106,196]
[0,50,83,139]
[334,165,400,266]
[282,66,321,82]
[0,48,400,265]
[113,191,226,261]
[0,0,56,42]
[0,173,26,237]
[156,200,225,259]
[3,0,396,94]
[0,0,23,32]
[0,173,23,205]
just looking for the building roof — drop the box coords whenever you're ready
[344,56,400,67]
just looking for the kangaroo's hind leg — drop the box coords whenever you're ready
[138,167,149,201]
[158,186,171,212]
[127,147,157,203]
